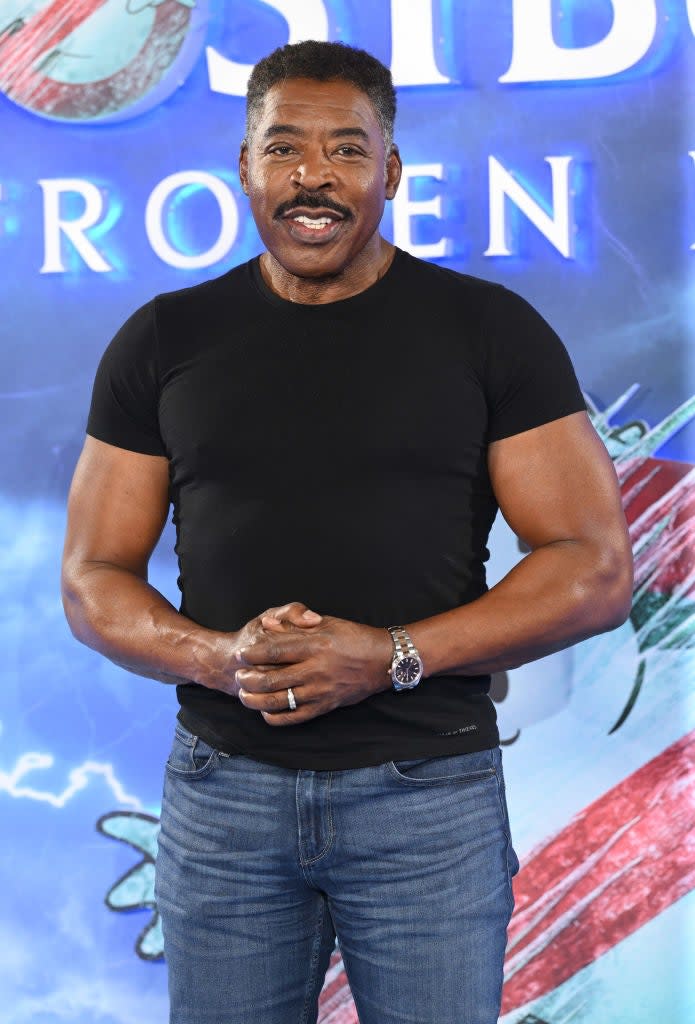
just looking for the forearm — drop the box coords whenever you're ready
[408,538,633,678]
[62,562,234,691]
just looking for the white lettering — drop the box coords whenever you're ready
[390,0,451,86]
[500,0,658,83]
[206,0,329,98]
[392,163,452,259]
[484,156,575,258]
[39,178,112,274]
[689,0,695,38]
[145,171,239,269]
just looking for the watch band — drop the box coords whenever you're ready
[387,626,418,659]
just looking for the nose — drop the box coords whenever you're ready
[290,147,335,191]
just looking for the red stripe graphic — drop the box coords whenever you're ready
[622,458,695,596]
[0,0,109,96]
[0,0,191,119]
[500,730,695,1014]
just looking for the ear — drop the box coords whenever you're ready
[239,142,249,196]
[385,144,402,201]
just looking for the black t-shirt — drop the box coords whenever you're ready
[87,248,585,769]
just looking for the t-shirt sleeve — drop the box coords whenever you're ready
[483,286,586,442]
[86,300,166,456]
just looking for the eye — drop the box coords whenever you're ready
[335,145,363,157]
[267,144,295,156]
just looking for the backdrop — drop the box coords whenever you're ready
[1,2,694,1022]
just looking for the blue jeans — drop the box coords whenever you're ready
[155,723,519,1024]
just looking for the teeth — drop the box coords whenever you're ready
[293,215,334,229]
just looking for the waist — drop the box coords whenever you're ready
[176,677,498,771]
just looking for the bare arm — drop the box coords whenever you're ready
[406,410,634,676]
[61,436,319,693]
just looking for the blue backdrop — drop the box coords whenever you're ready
[1,2,694,1021]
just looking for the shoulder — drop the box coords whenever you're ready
[394,251,543,332]
[102,262,255,353]
[396,250,505,303]
[394,252,557,355]
[153,259,256,320]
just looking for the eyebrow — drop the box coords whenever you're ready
[263,124,370,142]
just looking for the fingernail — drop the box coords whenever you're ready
[302,610,321,620]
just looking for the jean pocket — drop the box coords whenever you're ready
[386,748,497,786]
[165,726,221,780]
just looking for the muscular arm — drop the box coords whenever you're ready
[61,436,235,688]
[406,411,634,676]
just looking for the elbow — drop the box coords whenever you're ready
[602,573,633,632]
[61,573,83,642]
[582,540,634,633]
[61,561,94,647]
[606,535,635,628]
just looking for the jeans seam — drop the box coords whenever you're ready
[174,724,195,747]
[386,762,496,785]
[301,772,336,866]
[165,746,219,780]
[298,898,328,1024]
[493,772,512,844]
[494,772,516,917]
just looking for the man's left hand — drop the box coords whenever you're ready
[235,614,394,725]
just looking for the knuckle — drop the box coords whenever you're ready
[245,671,265,692]
[272,601,300,617]
[264,710,287,726]
[289,601,306,612]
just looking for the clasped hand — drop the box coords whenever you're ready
[233,602,393,726]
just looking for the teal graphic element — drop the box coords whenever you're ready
[97,811,164,959]
[587,386,695,732]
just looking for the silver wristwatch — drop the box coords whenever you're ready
[387,626,424,691]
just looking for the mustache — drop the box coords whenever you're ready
[274,193,352,220]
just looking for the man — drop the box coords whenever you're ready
[62,40,633,1024]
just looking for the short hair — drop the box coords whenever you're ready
[245,41,397,149]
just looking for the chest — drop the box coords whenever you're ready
[158,323,489,490]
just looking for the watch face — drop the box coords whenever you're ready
[394,656,422,685]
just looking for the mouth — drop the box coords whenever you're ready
[280,207,347,244]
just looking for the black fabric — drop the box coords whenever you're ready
[87,249,585,770]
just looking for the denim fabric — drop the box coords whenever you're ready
[155,722,519,1024]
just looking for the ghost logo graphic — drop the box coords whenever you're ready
[0,0,207,123]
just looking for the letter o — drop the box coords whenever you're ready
[145,171,238,269]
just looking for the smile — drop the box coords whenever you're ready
[292,215,336,229]
[282,210,346,243]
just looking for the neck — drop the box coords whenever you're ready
[259,236,395,305]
